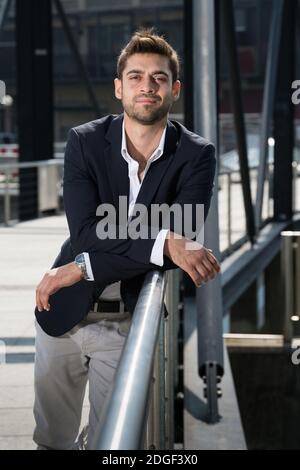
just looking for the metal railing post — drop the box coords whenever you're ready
[296,236,300,326]
[227,172,232,249]
[143,366,156,450]
[4,168,11,225]
[281,231,300,343]
[143,311,165,450]
[164,269,181,450]
[292,161,298,213]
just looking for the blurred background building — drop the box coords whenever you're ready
[1,0,299,143]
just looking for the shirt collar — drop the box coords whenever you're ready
[121,120,167,164]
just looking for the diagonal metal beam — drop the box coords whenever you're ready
[0,0,10,33]
[255,0,284,229]
[183,0,194,132]
[273,0,295,222]
[221,0,256,245]
[297,0,300,47]
[53,0,101,117]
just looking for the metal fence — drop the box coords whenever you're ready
[1,159,299,258]
[0,159,64,224]
[219,161,300,256]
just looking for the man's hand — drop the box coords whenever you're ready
[35,262,83,312]
[164,231,220,287]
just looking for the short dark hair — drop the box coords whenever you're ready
[117,28,180,83]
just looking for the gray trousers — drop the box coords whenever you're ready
[33,309,131,450]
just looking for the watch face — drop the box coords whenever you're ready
[75,254,87,279]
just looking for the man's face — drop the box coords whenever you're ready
[114,53,181,125]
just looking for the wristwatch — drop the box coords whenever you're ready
[74,253,89,280]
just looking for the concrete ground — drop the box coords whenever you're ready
[0,215,89,450]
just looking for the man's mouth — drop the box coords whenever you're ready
[136,98,158,104]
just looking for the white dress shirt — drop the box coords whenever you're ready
[82,121,169,299]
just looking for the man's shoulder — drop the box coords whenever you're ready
[170,120,215,152]
[71,114,119,137]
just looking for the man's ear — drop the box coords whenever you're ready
[173,80,181,101]
[114,78,122,100]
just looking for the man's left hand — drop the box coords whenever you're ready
[35,262,83,312]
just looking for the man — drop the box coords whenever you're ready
[33,29,220,450]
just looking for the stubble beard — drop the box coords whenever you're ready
[122,97,173,126]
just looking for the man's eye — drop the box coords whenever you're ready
[130,76,139,80]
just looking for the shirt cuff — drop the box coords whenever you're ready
[83,252,94,281]
[150,229,169,267]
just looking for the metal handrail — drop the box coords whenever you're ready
[219,161,274,176]
[91,270,168,450]
[0,159,63,170]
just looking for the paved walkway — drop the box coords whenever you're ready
[0,215,89,450]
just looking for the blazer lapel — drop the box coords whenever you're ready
[134,119,179,209]
[103,114,129,210]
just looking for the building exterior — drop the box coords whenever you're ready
[0,0,299,145]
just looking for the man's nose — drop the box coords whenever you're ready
[139,76,158,93]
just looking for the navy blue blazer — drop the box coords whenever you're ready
[35,113,216,336]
